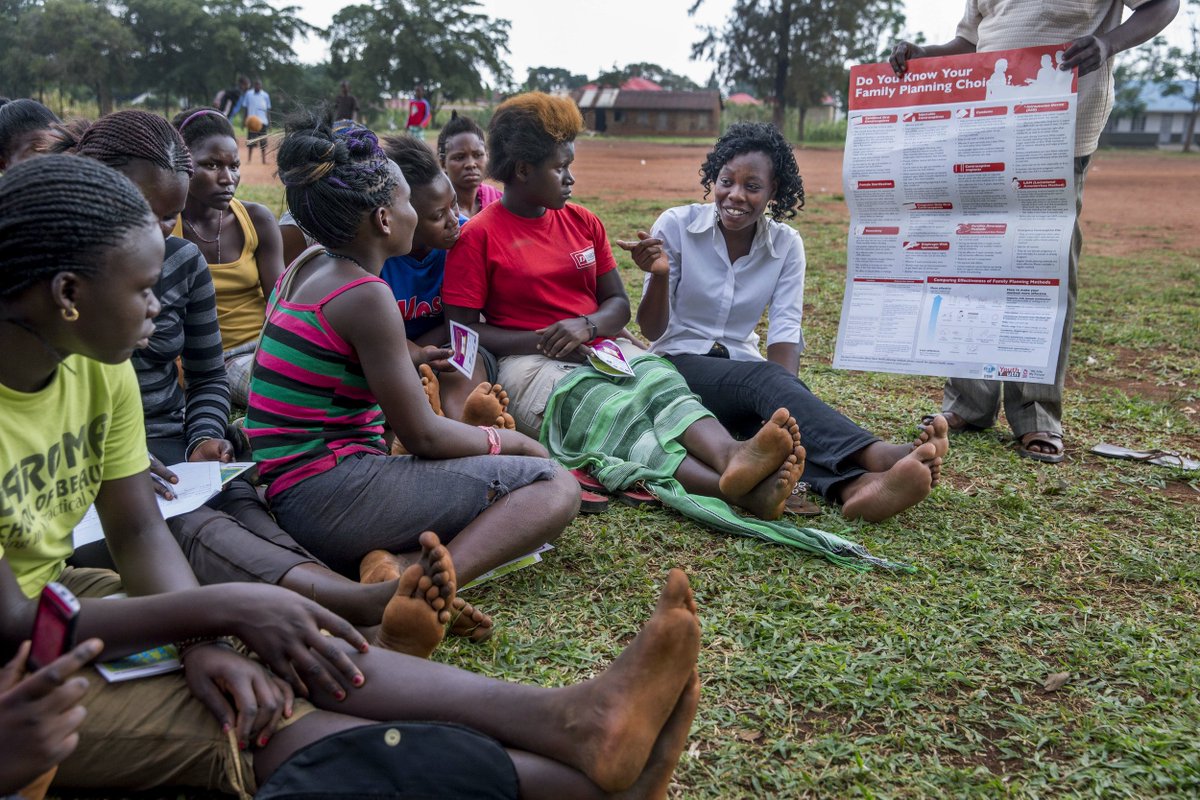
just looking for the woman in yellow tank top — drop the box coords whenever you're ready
[171,107,284,407]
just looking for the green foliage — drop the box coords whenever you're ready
[14,0,136,114]
[1156,3,1200,150]
[692,0,904,140]
[593,62,702,91]
[327,0,512,121]
[1,0,313,116]
[522,66,589,94]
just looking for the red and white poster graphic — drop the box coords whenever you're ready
[834,45,1077,384]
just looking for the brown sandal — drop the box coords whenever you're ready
[1016,431,1065,463]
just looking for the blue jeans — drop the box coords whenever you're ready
[665,354,879,499]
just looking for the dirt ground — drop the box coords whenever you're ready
[240,137,1200,252]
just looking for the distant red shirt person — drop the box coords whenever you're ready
[334,81,360,123]
[406,85,431,139]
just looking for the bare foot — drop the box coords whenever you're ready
[446,596,494,642]
[374,563,445,658]
[492,383,516,430]
[559,569,701,793]
[914,413,950,487]
[841,442,937,523]
[461,382,504,427]
[915,413,950,458]
[718,408,795,498]
[361,533,455,619]
[418,364,444,416]
[733,454,801,520]
[614,671,701,800]
[360,549,407,585]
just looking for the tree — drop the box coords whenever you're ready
[20,0,136,115]
[691,0,904,140]
[327,0,511,121]
[593,62,701,91]
[121,0,314,112]
[1158,0,1200,152]
[1111,49,1154,123]
[522,66,588,94]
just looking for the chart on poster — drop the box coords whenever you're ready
[833,45,1077,385]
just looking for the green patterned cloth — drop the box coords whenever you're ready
[541,354,913,573]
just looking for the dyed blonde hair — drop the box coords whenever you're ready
[487,92,584,184]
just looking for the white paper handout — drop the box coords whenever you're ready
[72,461,256,549]
[449,320,479,379]
[833,45,1078,385]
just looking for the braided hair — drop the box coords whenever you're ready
[0,99,61,161]
[435,111,485,161]
[53,110,193,177]
[699,122,804,221]
[487,92,583,184]
[0,154,152,299]
[276,110,397,249]
[171,106,236,150]
[382,134,442,192]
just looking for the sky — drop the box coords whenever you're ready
[287,0,1194,90]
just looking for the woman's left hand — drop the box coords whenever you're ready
[536,317,593,359]
[182,643,293,750]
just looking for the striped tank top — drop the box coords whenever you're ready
[245,268,388,498]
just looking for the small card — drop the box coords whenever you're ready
[588,339,635,378]
[449,320,479,379]
[95,644,182,683]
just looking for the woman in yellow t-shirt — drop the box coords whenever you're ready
[0,155,702,799]
[171,107,284,408]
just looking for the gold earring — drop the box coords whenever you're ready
[61,306,80,321]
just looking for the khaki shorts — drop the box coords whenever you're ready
[498,339,646,437]
[52,567,315,798]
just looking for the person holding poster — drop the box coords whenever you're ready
[890,0,1178,463]
[626,123,949,524]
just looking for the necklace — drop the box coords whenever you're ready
[183,213,224,264]
[323,249,367,270]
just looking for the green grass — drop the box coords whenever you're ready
[74,185,1198,799]
[476,191,1198,798]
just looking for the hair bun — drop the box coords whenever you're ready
[337,126,382,160]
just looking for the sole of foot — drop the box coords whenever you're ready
[374,562,446,658]
[461,381,509,428]
[718,408,796,498]
[614,670,701,800]
[842,442,937,523]
[418,364,444,416]
[568,569,700,793]
[734,453,802,520]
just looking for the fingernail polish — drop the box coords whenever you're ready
[335,689,346,701]
[259,736,269,747]
[239,740,247,751]
[352,674,364,686]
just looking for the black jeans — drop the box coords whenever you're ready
[666,354,879,499]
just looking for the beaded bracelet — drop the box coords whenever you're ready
[175,636,236,663]
[478,425,502,455]
[579,315,598,340]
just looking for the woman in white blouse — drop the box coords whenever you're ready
[622,123,949,523]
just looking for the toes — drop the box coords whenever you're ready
[418,530,441,552]
[398,563,424,597]
[762,408,789,428]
